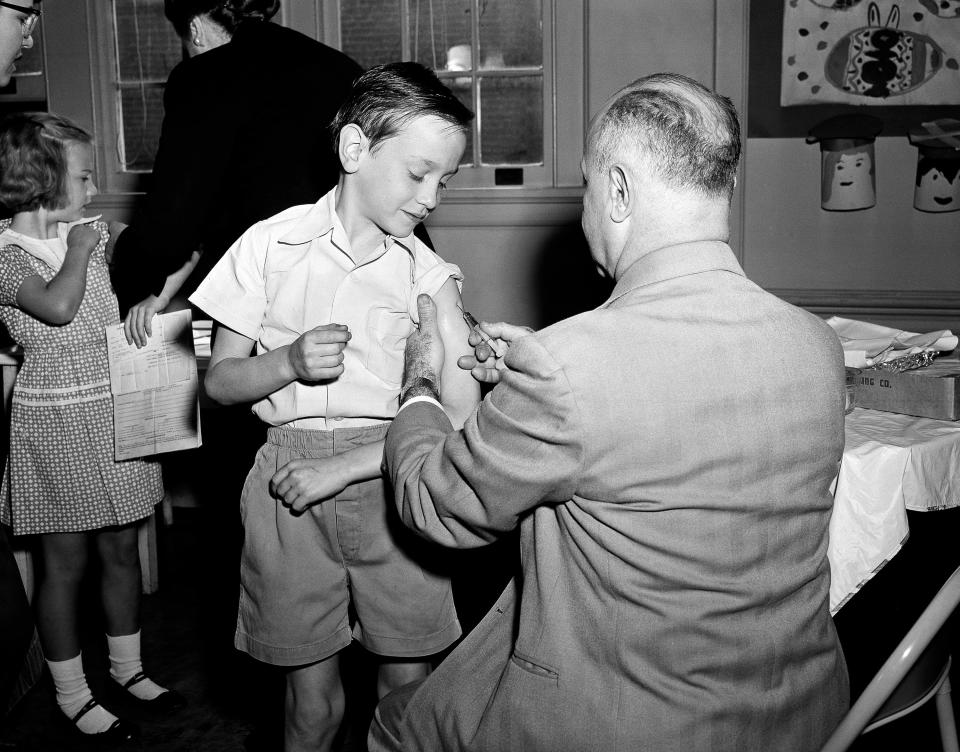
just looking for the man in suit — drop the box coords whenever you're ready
[368,73,850,751]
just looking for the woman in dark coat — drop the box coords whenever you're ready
[109,0,363,318]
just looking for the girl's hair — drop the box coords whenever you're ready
[330,62,474,154]
[0,112,92,214]
[164,0,280,38]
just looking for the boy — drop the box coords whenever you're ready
[189,62,479,752]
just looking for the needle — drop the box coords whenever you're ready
[457,304,505,358]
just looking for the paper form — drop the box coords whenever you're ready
[106,309,202,460]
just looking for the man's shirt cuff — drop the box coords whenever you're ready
[397,395,443,414]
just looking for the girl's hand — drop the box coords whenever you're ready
[270,456,349,513]
[66,224,100,257]
[124,294,168,348]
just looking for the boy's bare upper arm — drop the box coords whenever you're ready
[431,278,481,428]
[208,325,255,367]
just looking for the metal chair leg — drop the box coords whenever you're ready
[936,674,960,752]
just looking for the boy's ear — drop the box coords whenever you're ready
[338,123,367,175]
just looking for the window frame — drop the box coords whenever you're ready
[318,0,584,193]
[86,0,177,195]
[45,1,584,203]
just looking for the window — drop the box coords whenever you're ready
[327,0,583,190]
[74,0,582,194]
[111,0,182,172]
[338,0,544,184]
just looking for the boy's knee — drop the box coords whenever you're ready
[285,684,345,748]
[285,663,346,735]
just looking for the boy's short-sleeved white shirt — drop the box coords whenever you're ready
[189,187,463,429]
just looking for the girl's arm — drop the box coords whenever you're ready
[14,224,100,325]
[123,250,201,347]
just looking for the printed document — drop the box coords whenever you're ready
[105,309,202,460]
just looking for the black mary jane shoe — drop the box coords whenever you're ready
[122,672,187,713]
[71,698,140,745]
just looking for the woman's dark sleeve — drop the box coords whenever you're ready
[110,62,240,314]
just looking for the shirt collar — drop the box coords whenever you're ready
[278,187,417,261]
[603,240,745,308]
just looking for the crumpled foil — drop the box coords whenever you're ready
[869,350,939,373]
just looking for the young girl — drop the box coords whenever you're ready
[0,113,184,744]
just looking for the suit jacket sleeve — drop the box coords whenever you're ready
[384,335,584,548]
[110,61,240,312]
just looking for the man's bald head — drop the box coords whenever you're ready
[586,73,741,201]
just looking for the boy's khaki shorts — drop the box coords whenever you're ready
[235,423,461,667]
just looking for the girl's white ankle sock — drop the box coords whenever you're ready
[46,654,117,734]
[107,630,166,701]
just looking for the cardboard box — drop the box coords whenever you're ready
[854,358,960,420]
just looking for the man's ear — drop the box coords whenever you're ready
[607,164,631,223]
[338,124,366,174]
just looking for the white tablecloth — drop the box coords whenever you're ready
[829,408,960,613]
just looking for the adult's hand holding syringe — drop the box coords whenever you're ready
[456,307,534,386]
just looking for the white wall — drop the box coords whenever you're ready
[47,0,960,333]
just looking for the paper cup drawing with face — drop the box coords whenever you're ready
[807,114,883,211]
[909,119,960,213]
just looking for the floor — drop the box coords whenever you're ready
[1,505,959,752]
[0,503,514,752]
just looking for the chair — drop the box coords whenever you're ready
[821,564,960,752]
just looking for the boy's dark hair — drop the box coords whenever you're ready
[0,112,92,214]
[331,62,474,154]
[164,0,279,38]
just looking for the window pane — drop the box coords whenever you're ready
[404,1,472,72]
[479,75,542,165]
[118,84,166,172]
[445,80,475,166]
[114,0,182,81]
[112,0,181,172]
[341,0,402,70]
[479,0,541,70]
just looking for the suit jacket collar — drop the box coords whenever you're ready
[603,240,744,308]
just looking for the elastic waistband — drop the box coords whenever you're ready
[286,415,388,430]
[266,422,389,451]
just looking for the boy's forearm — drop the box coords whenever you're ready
[335,439,385,484]
[204,344,298,405]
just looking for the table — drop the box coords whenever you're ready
[829,408,960,613]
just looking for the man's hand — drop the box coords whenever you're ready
[270,457,348,513]
[287,324,351,382]
[457,321,533,385]
[65,224,100,258]
[401,294,444,403]
[124,294,168,348]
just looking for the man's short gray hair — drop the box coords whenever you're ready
[589,72,741,199]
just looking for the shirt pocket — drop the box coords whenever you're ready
[365,307,412,387]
